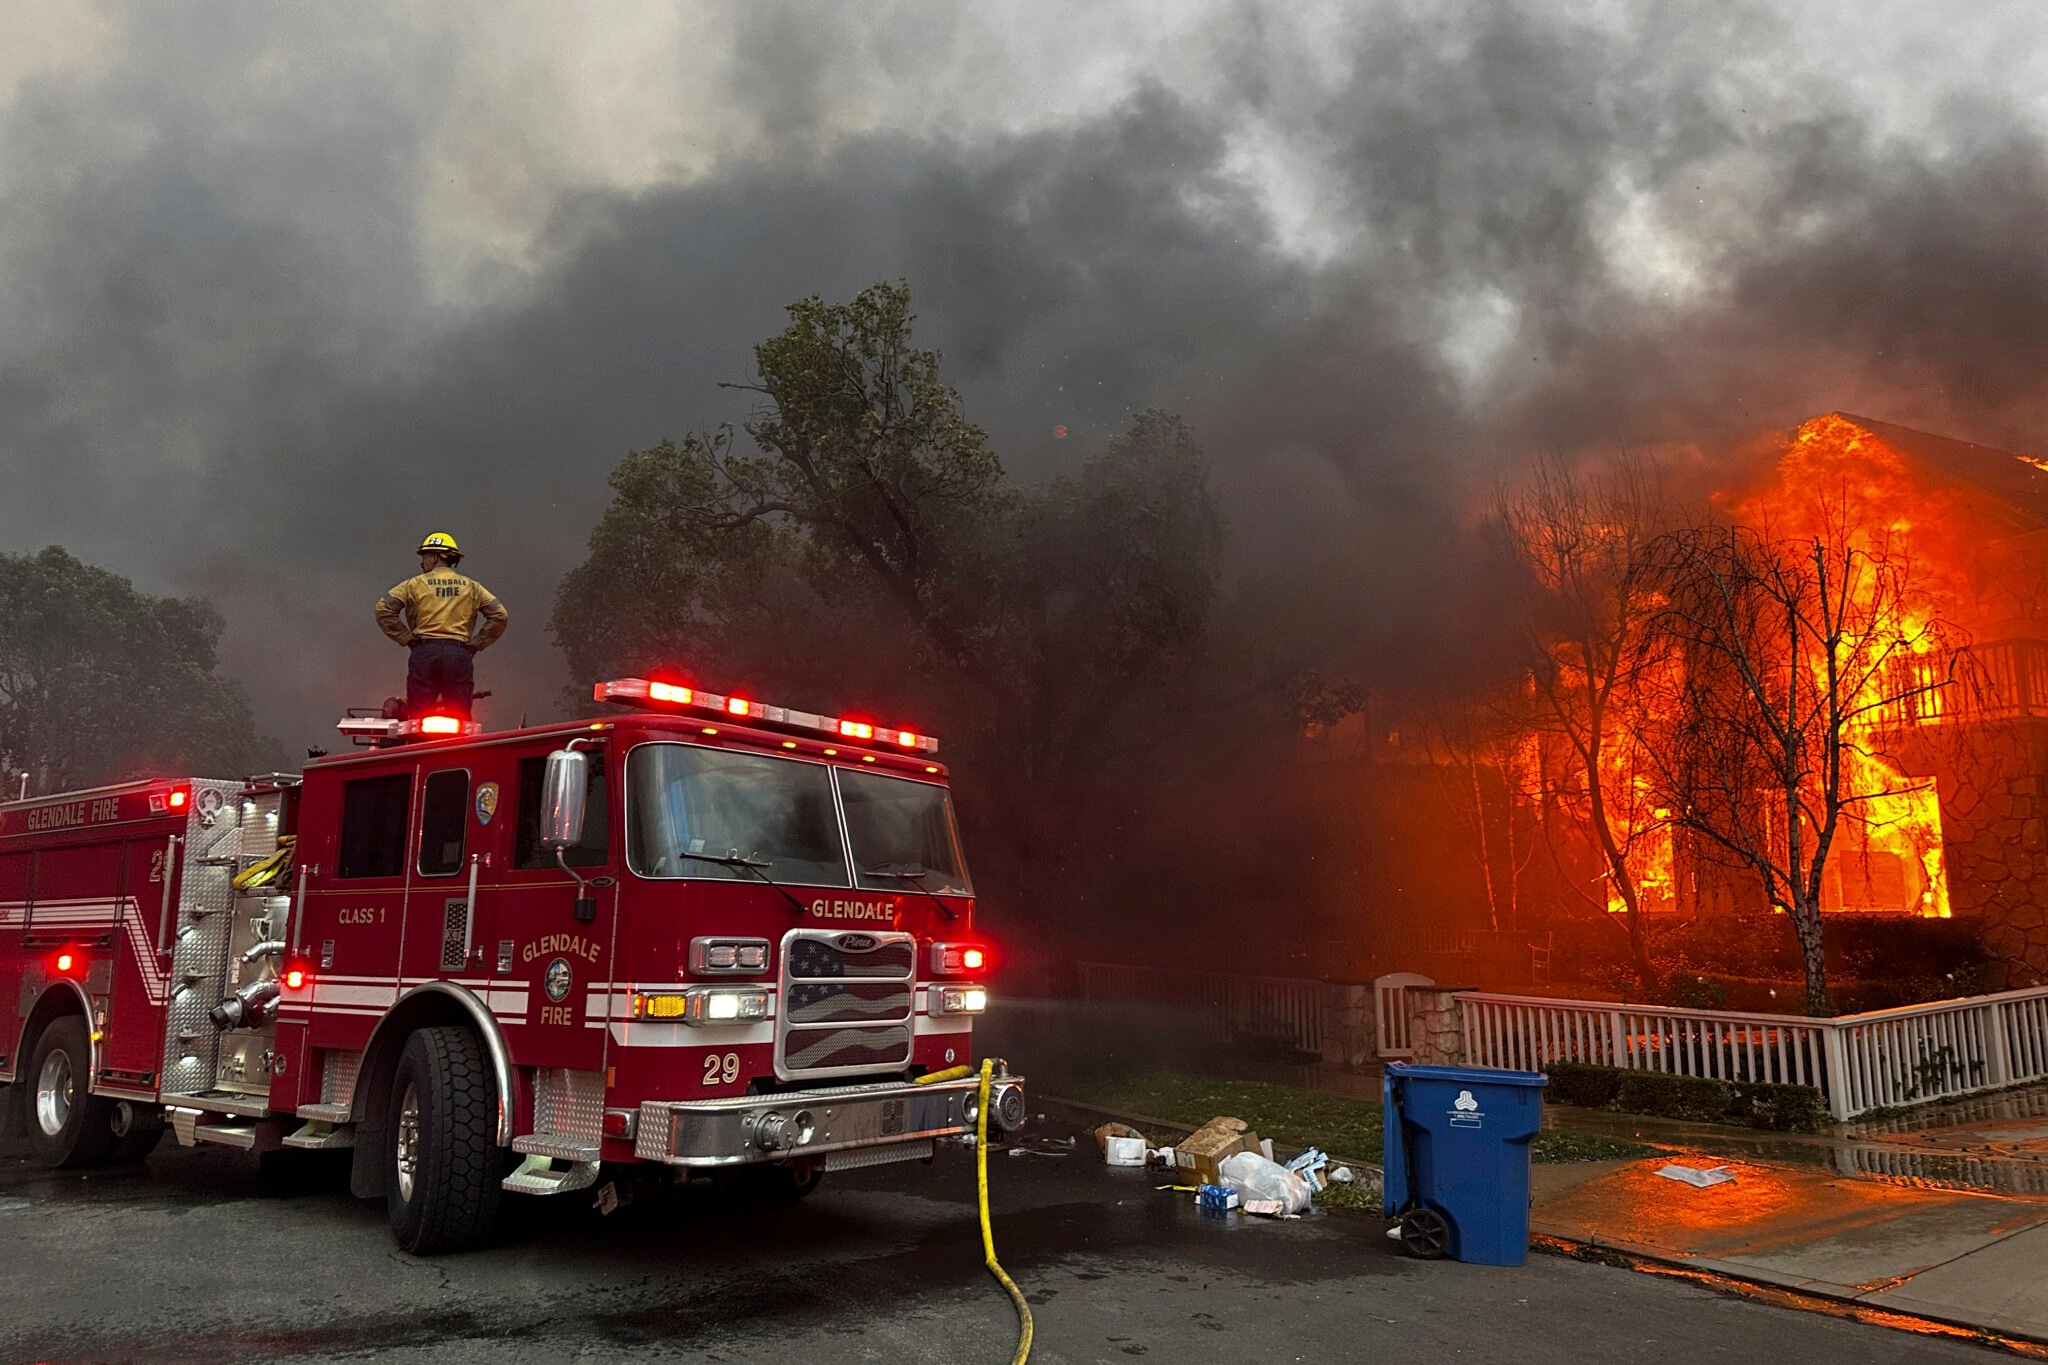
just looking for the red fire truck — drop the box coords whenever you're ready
[0,676,1022,1253]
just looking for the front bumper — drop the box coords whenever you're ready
[634,1070,1027,1168]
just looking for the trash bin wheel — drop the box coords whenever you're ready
[1399,1207,1450,1260]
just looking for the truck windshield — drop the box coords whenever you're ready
[841,769,973,895]
[627,745,850,886]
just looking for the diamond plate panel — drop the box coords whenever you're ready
[533,1068,605,1143]
[825,1139,934,1173]
[321,1049,363,1108]
[237,792,283,859]
[160,780,246,1096]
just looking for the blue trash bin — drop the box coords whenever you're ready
[1382,1062,1546,1266]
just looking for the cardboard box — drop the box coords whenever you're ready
[1174,1116,1262,1188]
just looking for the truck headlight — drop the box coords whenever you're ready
[929,985,988,1016]
[633,986,770,1024]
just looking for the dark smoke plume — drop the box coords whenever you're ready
[1,1,2044,749]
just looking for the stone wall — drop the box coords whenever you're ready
[1404,989,1468,1066]
[1930,719,2048,987]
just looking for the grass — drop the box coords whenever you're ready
[1060,1070,1660,1169]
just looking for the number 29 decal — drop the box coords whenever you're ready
[701,1052,740,1086]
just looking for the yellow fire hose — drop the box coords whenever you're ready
[917,1059,1033,1363]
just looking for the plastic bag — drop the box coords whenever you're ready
[1216,1151,1313,1215]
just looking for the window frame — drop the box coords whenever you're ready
[514,752,611,871]
[623,740,854,889]
[835,764,973,896]
[336,772,415,880]
[415,767,472,879]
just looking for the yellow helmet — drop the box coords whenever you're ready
[417,532,461,560]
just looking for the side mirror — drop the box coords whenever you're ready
[540,749,588,851]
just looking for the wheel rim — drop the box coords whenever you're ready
[394,1082,422,1203]
[1402,1209,1449,1258]
[35,1046,74,1138]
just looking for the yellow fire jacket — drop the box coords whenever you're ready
[375,572,510,649]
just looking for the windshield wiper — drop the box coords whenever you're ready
[864,864,961,921]
[679,850,807,916]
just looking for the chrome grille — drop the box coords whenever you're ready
[787,979,912,1025]
[777,930,915,1079]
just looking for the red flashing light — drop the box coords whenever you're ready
[962,948,985,971]
[418,714,462,735]
[283,966,307,990]
[168,790,188,809]
[54,951,76,974]
[592,675,941,753]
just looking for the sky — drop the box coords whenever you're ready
[4,0,2047,754]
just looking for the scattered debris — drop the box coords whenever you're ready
[1091,1122,1145,1154]
[1286,1147,1331,1193]
[1149,1145,1176,1170]
[1175,1116,1262,1187]
[1196,1184,1241,1211]
[1656,1163,1736,1189]
[1330,1165,1358,1185]
[1217,1151,1313,1215]
[1243,1199,1285,1217]
[1104,1136,1147,1166]
[1007,1134,1077,1159]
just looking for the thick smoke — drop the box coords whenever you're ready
[2,1,2045,750]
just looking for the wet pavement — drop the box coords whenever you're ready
[1546,1083,2048,1196]
[0,1119,2022,1364]
[1532,1151,2048,1343]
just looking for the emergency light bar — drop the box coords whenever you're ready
[595,677,939,754]
[334,714,485,744]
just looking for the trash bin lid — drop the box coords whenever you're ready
[1387,1063,1546,1087]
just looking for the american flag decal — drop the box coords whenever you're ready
[778,929,916,1077]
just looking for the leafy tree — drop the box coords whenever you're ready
[552,283,1224,894]
[0,547,282,791]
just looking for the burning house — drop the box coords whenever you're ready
[1562,413,2048,988]
[1301,413,2048,995]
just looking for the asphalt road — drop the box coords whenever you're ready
[0,1117,2010,1365]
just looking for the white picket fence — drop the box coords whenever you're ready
[1456,984,2048,1120]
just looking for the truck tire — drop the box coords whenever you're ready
[384,1026,505,1254]
[107,1125,165,1165]
[26,1017,116,1168]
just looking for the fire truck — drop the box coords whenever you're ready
[0,676,1022,1253]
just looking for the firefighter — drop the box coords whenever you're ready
[374,532,509,720]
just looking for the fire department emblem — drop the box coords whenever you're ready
[544,956,572,1003]
[474,782,500,826]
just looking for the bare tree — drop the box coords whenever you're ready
[1494,455,1674,991]
[1647,512,1956,1015]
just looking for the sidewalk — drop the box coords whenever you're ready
[1533,1151,2048,1344]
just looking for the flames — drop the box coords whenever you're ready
[1739,415,1953,918]
[1571,414,1962,918]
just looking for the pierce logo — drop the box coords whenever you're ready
[837,933,879,952]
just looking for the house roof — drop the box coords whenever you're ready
[1834,413,2048,541]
